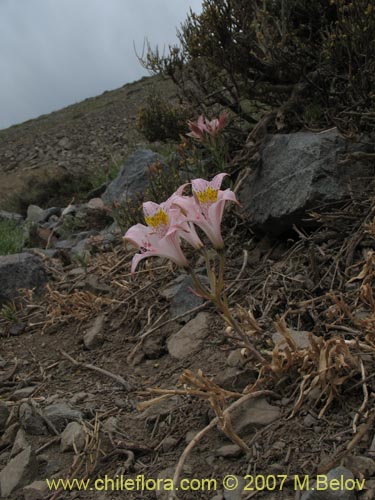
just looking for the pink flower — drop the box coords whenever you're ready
[172,173,238,249]
[187,111,229,141]
[124,223,189,273]
[124,188,203,273]
[205,111,229,137]
[187,115,208,141]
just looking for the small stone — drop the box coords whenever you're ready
[301,466,356,499]
[0,402,9,432]
[230,398,281,435]
[11,428,29,457]
[19,403,47,436]
[226,350,247,368]
[169,275,206,322]
[87,197,105,210]
[61,204,77,217]
[361,480,375,500]
[142,336,166,359]
[269,463,286,474]
[161,436,178,452]
[102,417,117,434]
[272,440,286,451]
[159,275,186,300]
[84,315,105,350]
[185,430,200,444]
[155,467,176,499]
[114,398,128,409]
[26,205,45,224]
[223,476,246,500]
[303,414,318,428]
[214,367,256,392]
[9,322,26,337]
[272,329,314,350]
[84,275,111,294]
[58,137,72,149]
[167,312,210,359]
[345,455,375,477]
[0,253,46,306]
[69,392,91,405]
[0,446,38,497]
[22,480,49,500]
[216,444,243,458]
[10,386,37,401]
[0,423,19,448]
[60,422,86,452]
[140,397,178,420]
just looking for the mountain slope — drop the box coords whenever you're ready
[0,75,178,212]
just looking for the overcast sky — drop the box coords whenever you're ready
[0,0,202,130]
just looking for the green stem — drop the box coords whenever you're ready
[188,254,266,366]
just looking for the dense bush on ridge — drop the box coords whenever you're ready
[142,0,375,132]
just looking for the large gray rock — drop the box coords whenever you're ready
[0,253,46,305]
[0,445,38,497]
[44,403,83,432]
[0,210,23,225]
[101,149,167,205]
[240,130,375,234]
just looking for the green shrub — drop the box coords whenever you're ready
[141,0,375,133]
[0,219,24,255]
[137,92,190,142]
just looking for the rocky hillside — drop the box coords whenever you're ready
[0,75,178,212]
[2,67,375,499]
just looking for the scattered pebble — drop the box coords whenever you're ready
[60,422,86,452]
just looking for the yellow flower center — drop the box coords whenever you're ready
[145,208,169,228]
[195,186,218,204]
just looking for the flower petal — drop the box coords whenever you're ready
[124,223,150,249]
[210,173,228,190]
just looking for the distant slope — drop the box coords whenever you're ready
[0,75,178,212]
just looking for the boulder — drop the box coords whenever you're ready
[240,130,375,234]
[0,253,45,305]
[0,446,38,497]
[0,210,23,225]
[101,149,167,205]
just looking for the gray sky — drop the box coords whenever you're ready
[0,0,202,130]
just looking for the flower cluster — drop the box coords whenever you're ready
[124,173,238,273]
